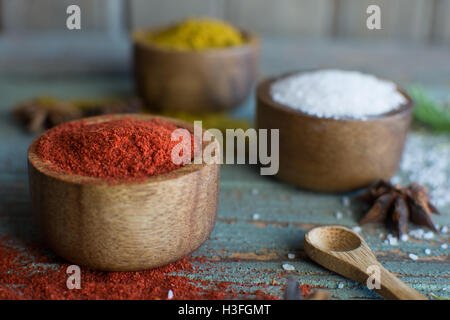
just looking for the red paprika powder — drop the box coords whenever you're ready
[35,118,194,180]
[0,237,279,300]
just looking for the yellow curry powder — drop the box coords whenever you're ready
[147,17,245,50]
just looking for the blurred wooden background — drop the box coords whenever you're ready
[1,0,449,43]
[0,0,449,75]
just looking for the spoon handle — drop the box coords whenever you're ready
[375,266,428,300]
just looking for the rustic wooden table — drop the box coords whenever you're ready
[0,38,448,299]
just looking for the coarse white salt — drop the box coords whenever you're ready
[167,289,174,299]
[409,229,424,239]
[270,69,406,120]
[386,234,398,246]
[342,197,350,207]
[337,283,344,289]
[441,243,448,249]
[441,225,448,233]
[400,234,409,242]
[287,253,296,259]
[252,213,260,220]
[408,253,419,261]
[282,263,295,271]
[335,211,343,219]
[423,231,434,240]
[352,226,362,233]
[424,248,431,255]
[388,237,398,246]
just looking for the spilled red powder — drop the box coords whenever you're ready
[35,118,194,180]
[300,284,312,298]
[0,237,279,300]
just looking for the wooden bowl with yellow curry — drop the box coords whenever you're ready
[133,18,259,112]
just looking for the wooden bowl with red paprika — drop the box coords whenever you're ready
[27,114,220,271]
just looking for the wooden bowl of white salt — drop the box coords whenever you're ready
[256,70,413,192]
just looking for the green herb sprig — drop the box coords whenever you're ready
[408,86,450,132]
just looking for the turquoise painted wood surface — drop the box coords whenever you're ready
[0,40,448,299]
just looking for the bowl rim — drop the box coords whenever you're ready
[257,70,413,122]
[132,26,259,55]
[28,114,219,186]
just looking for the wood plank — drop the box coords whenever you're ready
[129,0,225,29]
[1,0,120,32]
[0,0,2,31]
[432,0,450,45]
[0,73,449,299]
[335,0,434,42]
[225,0,334,36]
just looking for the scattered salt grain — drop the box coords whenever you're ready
[409,229,424,239]
[423,231,434,240]
[440,243,448,249]
[337,283,345,289]
[408,253,419,261]
[388,237,398,246]
[396,132,450,207]
[342,197,350,207]
[251,188,259,195]
[352,226,362,233]
[386,234,398,246]
[282,264,295,271]
[287,253,296,259]
[400,234,409,242]
[424,248,431,255]
[270,69,406,120]
[441,226,448,233]
[378,233,384,239]
[391,176,401,185]
[252,213,260,220]
[335,211,343,220]
[167,290,174,299]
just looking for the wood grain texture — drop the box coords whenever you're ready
[304,226,427,300]
[0,47,449,299]
[431,0,450,45]
[256,72,413,192]
[0,0,3,31]
[225,0,334,36]
[129,0,225,28]
[335,0,434,42]
[27,114,220,271]
[1,0,121,32]
[133,29,260,112]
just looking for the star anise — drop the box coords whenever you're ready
[359,180,439,237]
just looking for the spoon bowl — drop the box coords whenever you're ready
[304,225,427,300]
[307,226,361,252]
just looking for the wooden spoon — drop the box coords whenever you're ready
[304,225,427,300]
